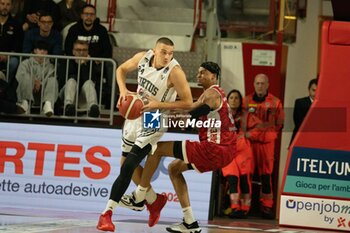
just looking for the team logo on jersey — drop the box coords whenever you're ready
[138,64,146,75]
[265,102,270,107]
[143,110,161,129]
[161,67,169,80]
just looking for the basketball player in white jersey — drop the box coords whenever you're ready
[124,62,237,233]
[97,37,193,232]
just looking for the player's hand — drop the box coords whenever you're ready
[27,13,38,23]
[116,90,135,108]
[142,95,159,112]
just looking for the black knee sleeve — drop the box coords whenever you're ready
[109,144,151,201]
[227,175,239,193]
[239,174,250,194]
[121,151,128,157]
[261,174,272,194]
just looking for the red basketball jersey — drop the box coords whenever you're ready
[198,85,237,146]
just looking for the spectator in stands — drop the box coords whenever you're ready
[0,71,19,114]
[0,0,23,84]
[16,40,58,117]
[290,78,318,144]
[64,4,111,59]
[58,0,86,29]
[64,4,113,108]
[60,39,100,117]
[22,11,63,55]
[20,0,61,31]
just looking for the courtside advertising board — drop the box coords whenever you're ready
[0,122,212,220]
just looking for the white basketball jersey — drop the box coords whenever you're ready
[136,50,178,103]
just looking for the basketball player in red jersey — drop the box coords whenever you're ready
[124,62,237,232]
[97,37,193,232]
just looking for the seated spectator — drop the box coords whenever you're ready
[65,4,114,108]
[60,40,100,117]
[21,0,61,31]
[58,0,86,29]
[16,40,58,116]
[0,0,23,84]
[22,11,63,55]
[0,72,18,114]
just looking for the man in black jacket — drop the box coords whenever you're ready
[20,0,61,31]
[64,4,113,108]
[290,78,318,144]
[0,0,23,85]
[64,4,111,58]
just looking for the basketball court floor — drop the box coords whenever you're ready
[0,207,335,233]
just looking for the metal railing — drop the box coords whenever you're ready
[0,52,117,125]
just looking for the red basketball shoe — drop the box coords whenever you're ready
[146,193,167,227]
[97,210,115,232]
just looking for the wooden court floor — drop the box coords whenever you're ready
[0,208,336,233]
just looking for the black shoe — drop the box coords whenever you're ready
[119,192,145,211]
[261,206,275,219]
[88,104,100,117]
[166,220,201,233]
[230,209,248,219]
[65,104,76,116]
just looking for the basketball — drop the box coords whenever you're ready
[118,94,144,120]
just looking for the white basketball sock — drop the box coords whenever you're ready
[145,187,157,204]
[183,206,196,224]
[102,199,118,214]
[134,185,148,203]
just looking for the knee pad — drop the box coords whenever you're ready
[227,175,239,193]
[261,174,272,194]
[120,144,151,178]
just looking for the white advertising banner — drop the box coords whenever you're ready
[220,41,245,96]
[280,195,350,232]
[0,122,212,220]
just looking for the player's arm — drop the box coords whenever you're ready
[143,66,193,111]
[116,52,145,104]
[189,88,221,119]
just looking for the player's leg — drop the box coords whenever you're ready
[120,119,143,185]
[97,144,152,232]
[117,119,148,211]
[166,141,201,233]
[120,154,143,188]
[140,141,175,188]
[134,141,176,227]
